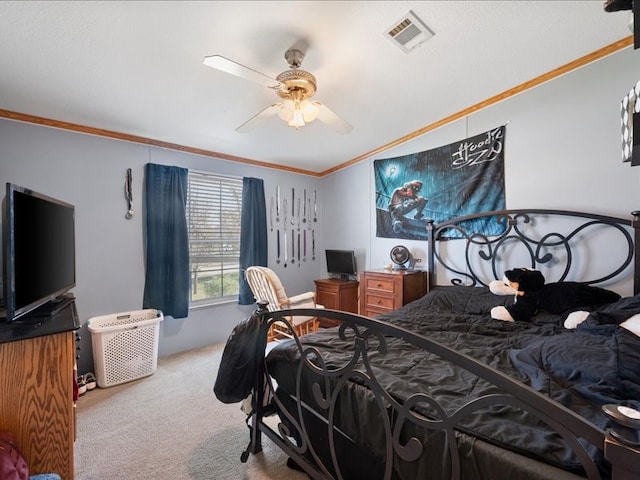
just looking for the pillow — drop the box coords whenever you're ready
[584,294,640,325]
[564,310,590,329]
[566,312,640,338]
[415,286,512,314]
[621,313,640,337]
[565,294,640,330]
[617,322,640,392]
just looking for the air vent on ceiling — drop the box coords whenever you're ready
[385,10,434,53]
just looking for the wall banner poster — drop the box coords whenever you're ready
[375,125,506,240]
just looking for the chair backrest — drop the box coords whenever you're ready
[245,266,287,312]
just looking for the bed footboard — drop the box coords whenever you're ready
[243,306,640,480]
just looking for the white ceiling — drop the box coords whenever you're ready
[0,1,633,175]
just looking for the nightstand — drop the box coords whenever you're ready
[359,269,428,317]
[314,278,359,327]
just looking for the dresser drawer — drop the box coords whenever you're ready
[364,276,397,294]
[364,294,395,310]
[359,270,428,317]
[363,305,392,318]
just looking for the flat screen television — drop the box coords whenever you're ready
[2,183,76,322]
[325,249,357,280]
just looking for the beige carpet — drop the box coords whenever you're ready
[74,343,308,479]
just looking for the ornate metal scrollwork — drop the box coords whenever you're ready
[429,210,634,288]
[252,307,607,480]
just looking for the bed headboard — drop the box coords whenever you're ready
[426,209,640,295]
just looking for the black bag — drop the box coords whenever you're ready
[214,310,268,404]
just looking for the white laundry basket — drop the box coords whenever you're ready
[87,309,163,388]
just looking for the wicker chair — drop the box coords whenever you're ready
[245,266,323,342]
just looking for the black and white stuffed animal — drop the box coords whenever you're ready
[490,268,545,322]
[489,267,621,323]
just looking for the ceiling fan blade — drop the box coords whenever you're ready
[315,103,353,134]
[203,55,280,89]
[236,103,282,133]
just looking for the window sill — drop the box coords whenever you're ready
[189,298,238,311]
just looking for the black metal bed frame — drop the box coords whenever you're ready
[241,209,640,480]
[426,209,640,293]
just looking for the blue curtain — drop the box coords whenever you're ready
[238,177,268,304]
[143,163,189,318]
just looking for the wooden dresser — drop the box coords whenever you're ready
[314,278,359,327]
[359,269,428,317]
[0,300,79,479]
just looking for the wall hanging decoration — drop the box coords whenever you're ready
[621,79,640,166]
[374,124,507,240]
[270,186,317,268]
[124,168,134,219]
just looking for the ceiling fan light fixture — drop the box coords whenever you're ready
[288,108,306,128]
[280,98,319,129]
[301,100,319,123]
[278,99,295,121]
[205,48,352,133]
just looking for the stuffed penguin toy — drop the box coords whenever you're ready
[490,268,545,322]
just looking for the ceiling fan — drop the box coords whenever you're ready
[203,48,353,134]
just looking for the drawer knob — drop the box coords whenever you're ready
[377,283,383,288]
[377,299,382,304]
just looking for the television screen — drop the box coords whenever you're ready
[3,183,76,321]
[325,249,357,280]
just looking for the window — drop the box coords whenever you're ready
[186,172,243,306]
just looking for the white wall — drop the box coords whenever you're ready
[323,46,640,295]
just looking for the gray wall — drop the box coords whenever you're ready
[2,45,640,373]
[320,45,640,296]
[0,123,323,374]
